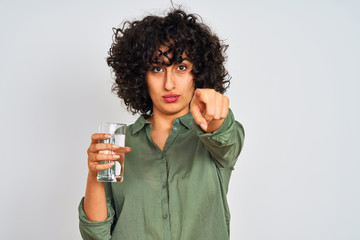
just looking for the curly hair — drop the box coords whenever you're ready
[107,9,230,116]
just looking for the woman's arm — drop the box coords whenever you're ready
[79,133,131,240]
[83,133,132,221]
[84,171,108,221]
[79,134,132,240]
[194,109,244,168]
[191,88,245,168]
[83,133,120,221]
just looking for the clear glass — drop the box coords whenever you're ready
[97,122,126,182]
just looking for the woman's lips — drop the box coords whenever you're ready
[163,94,179,103]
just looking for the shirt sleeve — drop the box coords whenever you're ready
[193,108,245,168]
[78,183,115,240]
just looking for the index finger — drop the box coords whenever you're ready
[91,133,112,144]
[191,99,207,131]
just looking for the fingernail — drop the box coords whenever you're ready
[109,162,115,166]
[113,155,120,159]
[105,134,112,138]
[200,123,207,130]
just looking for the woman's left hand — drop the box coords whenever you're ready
[190,88,229,133]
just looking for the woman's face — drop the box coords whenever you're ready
[146,46,195,119]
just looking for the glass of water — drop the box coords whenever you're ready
[97,122,126,182]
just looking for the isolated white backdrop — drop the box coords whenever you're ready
[0,0,359,239]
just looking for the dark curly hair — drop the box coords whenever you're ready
[107,9,230,116]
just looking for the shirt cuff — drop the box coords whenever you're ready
[192,108,235,145]
[78,197,114,240]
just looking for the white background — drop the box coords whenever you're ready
[0,0,359,239]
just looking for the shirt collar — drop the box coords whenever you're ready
[178,112,193,129]
[131,112,193,134]
[131,115,151,134]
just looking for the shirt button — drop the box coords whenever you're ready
[172,127,177,132]
[162,183,167,188]
[162,214,168,219]
[174,119,179,124]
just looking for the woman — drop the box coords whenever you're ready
[79,9,245,240]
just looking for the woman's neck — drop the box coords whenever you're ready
[147,109,189,151]
[148,112,176,133]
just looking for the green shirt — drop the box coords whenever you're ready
[79,109,245,240]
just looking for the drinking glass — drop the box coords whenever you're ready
[97,122,126,182]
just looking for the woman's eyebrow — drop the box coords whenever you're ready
[181,57,191,62]
[177,59,192,65]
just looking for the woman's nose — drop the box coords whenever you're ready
[164,71,175,90]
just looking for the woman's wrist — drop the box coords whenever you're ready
[87,171,99,183]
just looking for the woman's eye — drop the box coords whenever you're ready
[177,65,187,71]
[152,67,163,73]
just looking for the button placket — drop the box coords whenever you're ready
[172,118,180,132]
[158,120,182,232]
[160,155,170,223]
